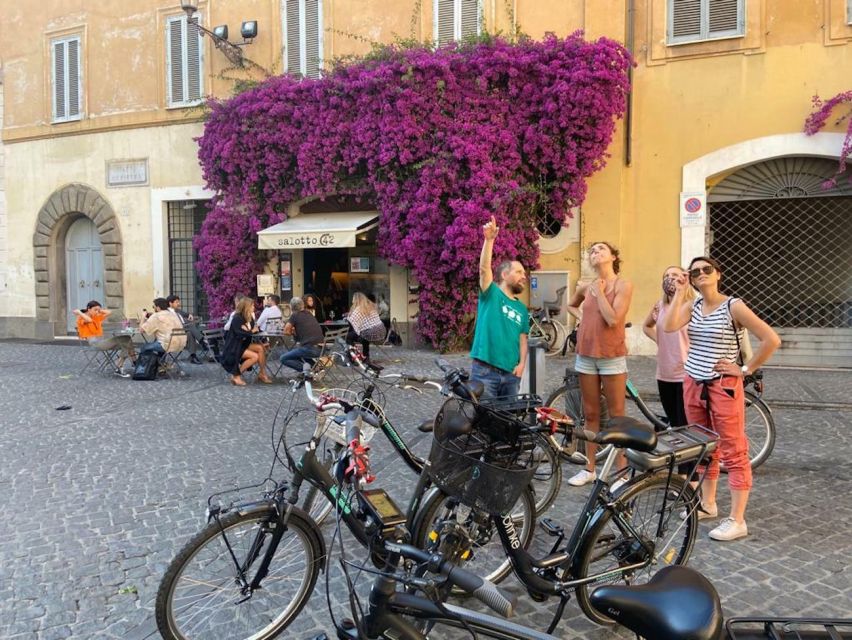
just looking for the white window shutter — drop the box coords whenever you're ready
[671,0,701,39]
[436,0,455,45]
[67,39,81,118]
[305,0,321,78]
[460,0,480,39]
[708,0,740,34]
[53,41,66,120]
[848,0,852,24]
[168,18,185,104]
[286,0,301,74]
[186,16,202,100]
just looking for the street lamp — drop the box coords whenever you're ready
[180,1,258,68]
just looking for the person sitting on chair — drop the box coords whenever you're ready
[219,296,272,386]
[257,294,283,333]
[279,297,325,373]
[346,292,387,362]
[74,300,137,377]
[166,294,205,364]
[140,298,186,355]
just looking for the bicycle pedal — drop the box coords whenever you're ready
[539,518,564,537]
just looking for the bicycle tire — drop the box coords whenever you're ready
[412,486,536,591]
[531,439,562,515]
[721,391,776,473]
[544,385,612,464]
[301,439,345,524]
[573,473,698,626]
[156,505,323,640]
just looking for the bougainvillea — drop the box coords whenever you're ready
[195,33,631,349]
[804,90,852,187]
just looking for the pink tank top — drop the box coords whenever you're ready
[576,282,627,358]
[653,302,689,382]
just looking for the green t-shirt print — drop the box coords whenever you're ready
[470,282,529,374]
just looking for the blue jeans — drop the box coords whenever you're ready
[280,344,321,372]
[470,360,520,399]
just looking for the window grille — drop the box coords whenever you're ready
[434,0,481,45]
[668,0,744,44]
[168,201,209,318]
[709,197,852,329]
[52,36,82,122]
[166,14,204,107]
[284,0,323,78]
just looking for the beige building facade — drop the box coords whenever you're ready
[1,1,851,364]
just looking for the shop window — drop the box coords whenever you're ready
[167,200,209,318]
[166,14,204,107]
[51,35,82,123]
[284,0,323,78]
[668,0,744,45]
[434,0,481,45]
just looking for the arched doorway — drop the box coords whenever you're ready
[708,157,852,367]
[65,218,105,332]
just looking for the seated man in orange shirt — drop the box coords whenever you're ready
[74,300,136,377]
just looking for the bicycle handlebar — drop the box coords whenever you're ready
[385,543,516,618]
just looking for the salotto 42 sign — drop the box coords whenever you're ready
[679,192,707,227]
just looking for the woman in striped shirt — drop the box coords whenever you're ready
[665,256,780,541]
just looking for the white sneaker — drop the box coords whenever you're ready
[708,517,748,541]
[568,469,597,486]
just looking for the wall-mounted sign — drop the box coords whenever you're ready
[257,273,275,296]
[106,159,148,187]
[350,257,370,273]
[679,192,706,227]
[279,254,292,293]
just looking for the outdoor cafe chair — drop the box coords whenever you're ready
[77,332,121,376]
[161,329,189,379]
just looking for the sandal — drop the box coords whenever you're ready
[257,374,273,384]
[231,377,247,386]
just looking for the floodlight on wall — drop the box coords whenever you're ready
[180,1,258,68]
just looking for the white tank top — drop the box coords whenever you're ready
[684,298,744,381]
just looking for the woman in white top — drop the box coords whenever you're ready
[665,256,780,541]
[642,266,692,428]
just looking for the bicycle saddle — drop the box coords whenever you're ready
[589,566,723,640]
[598,416,657,452]
[454,379,484,402]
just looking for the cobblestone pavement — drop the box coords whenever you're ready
[0,342,850,639]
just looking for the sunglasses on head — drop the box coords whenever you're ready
[689,265,715,278]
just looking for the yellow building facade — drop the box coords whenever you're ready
[1,1,850,365]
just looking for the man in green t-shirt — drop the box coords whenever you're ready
[469,215,529,398]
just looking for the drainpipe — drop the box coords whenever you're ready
[624,0,634,166]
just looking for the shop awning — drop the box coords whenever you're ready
[257,212,379,250]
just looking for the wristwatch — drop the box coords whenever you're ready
[741,364,750,376]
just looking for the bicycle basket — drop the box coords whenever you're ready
[312,388,377,447]
[426,397,538,515]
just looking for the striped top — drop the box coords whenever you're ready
[684,297,744,381]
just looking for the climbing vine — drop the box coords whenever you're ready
[804,90,852,186]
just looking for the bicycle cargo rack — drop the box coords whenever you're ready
[626,423,719,472]
[726,617,852,640]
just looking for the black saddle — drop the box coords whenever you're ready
[597,416,657,452]
[590,566,723,640]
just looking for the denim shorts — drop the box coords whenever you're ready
[574,354,628,376]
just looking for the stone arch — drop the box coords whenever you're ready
[33,183,123,333]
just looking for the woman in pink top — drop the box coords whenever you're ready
[642,266,692,428]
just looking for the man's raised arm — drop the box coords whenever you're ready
[479,215,499,292]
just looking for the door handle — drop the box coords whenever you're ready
[79,280,86,288]
[93,280,101,288]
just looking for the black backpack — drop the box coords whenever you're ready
[132,350,161,380]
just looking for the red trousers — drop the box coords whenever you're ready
[683,376,752,491]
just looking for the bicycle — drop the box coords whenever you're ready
[545,367,776,471]
[414,399,718,627]
[317,535,852,640]
[155,361,537,640]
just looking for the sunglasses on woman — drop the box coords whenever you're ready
[689,265,715,278]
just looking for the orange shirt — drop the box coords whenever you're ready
[77,310,106,339]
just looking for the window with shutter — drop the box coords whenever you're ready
[668,0,744,44]
[434,0,481,45]
[284,0,324,78]
[847,0,852,25]
[166,14,204,108]
[51,36,82,123]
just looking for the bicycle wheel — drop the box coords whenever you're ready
[545,385,612,464]
[721,391,776,472]
[540,320,562,354]
[573,473,698,625]
[531,440,562,515]
[301,439,345,524]
[156,505,323,640]
[412,486,536,590]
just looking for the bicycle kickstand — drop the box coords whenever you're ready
[546,594,571,635]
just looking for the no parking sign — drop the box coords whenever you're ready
[679,192,706,227]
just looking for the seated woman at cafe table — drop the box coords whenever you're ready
[74,300,137,377]
[220,296,272,386]
[346,292,387,362]
[279,297,325,373]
